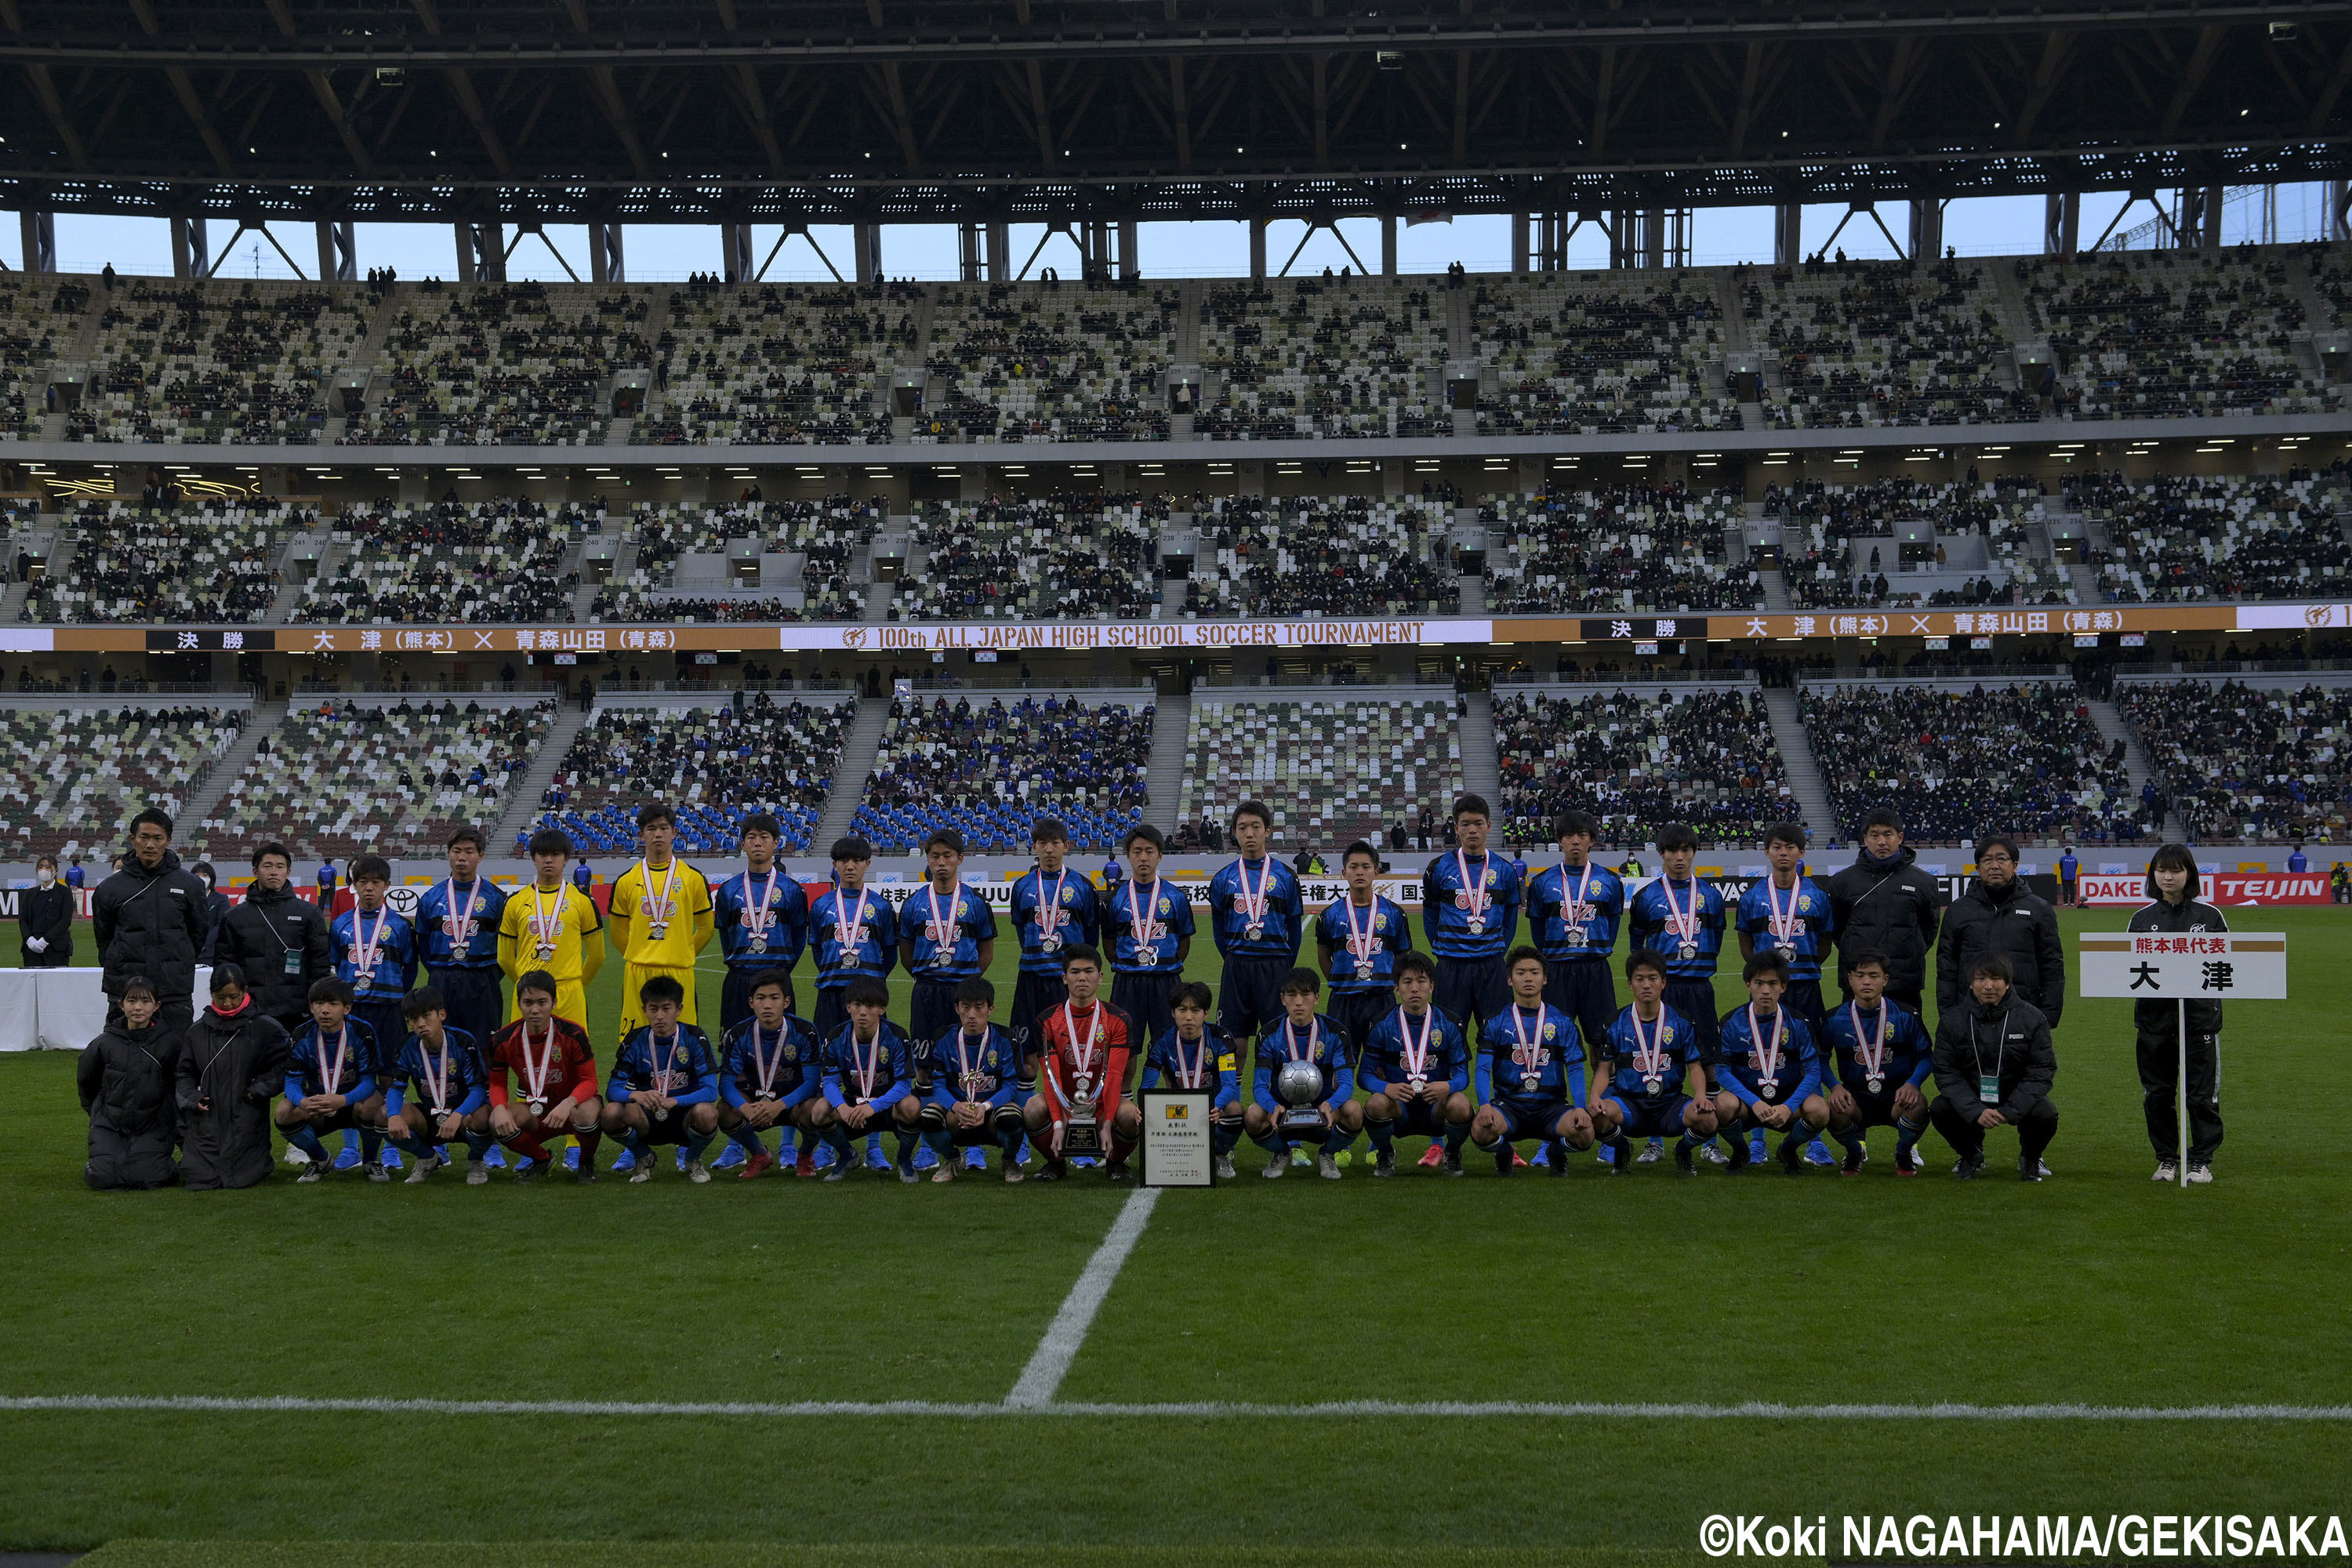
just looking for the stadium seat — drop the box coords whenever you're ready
[1178,695,1461,851]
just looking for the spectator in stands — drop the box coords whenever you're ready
[212,842,334,1035]
[20,854,72,968]
[94,808,212,1034]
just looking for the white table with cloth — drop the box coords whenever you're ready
[0,966,211,1051]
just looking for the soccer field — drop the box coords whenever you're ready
[5,908,2350,1562]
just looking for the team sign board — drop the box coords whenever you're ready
[2078,931,2287,1000]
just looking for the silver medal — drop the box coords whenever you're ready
[1677,941,1698,960]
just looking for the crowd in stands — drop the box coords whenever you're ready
[590,592,811,623]
[191,699,550,861]
[601,495,884,622]
[2016,250,2335,419]
[1770,476,2074,610]
[0,704,241,857]
[24,501,300,623]
[291,498,581,624]
[901,495,1161,620]
[1475,273,1740,435]
[632,283,912,445]
[1802,681,2144,844]
[1748,258,2034,429]
[2065,471,2350,603]
[1189,495,1455,616]
[1482,485,1756,614]
[1178,696,1463,851]
[2122,679,2352,842]
[920,281,1176,442]
[1196,277,1450,440]
[852,693,1152,852]
[71,279,371,445]
[344,282,649,445]
[529,694,851,855]
[1492,688,1791,848]
[1,278,86,440]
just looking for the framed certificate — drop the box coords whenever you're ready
[1138,1089,1214,1187]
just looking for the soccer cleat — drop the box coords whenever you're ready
[794,1149,818,1178]
[711,1142,746,1171]
[363,1160,391,1184]
[1725,1137,1751,1174]
[1777,1140,1805,1175]
[673,1148,689,1174]
[1334,1149,1352,1168]
[1373,1151,1396,1178]
[2018,1155,2043,1183]
[2037,1158,2053,1178]
[1442,1150,1465,1176]
[1604,1134,1632,1175]
[811,1141,836,1171]
[629,1158,655,1183]
[1894,1146,1920,1177]
[1747,1131,1769,1165]
[895,1152,920,1185]
[511,1160,540,1183]
[1841,1143,1869,1176]
[1316,1152,1341,1180]
[1803,1138,1837,1167]
[1491,1143,1514,1178]
[382,1145,404,1171]
[404,1154,441,1185]
[2186,1163,2214,1185]
[822,1154,854,1182]
[1547,1142,1572,1178]
[964,1147,989,1171]
[465,1161,488,1186]
[1697,1140,1728,1165]
[332,1142,362,1171]
[1290,1146,1314,1169]
[1530,1142,1551,1169]
[2152,1159,2179,1183]
[865,1140,892,1173]
[1003,1163,1025,1185]
[564,1145,580,1171]
[295,1162,325,1185]
[1105,1161,1134,1183]
[739,1151,777,1181]
[681,1158,708,1185]
[1638,1138,1664,1164]
[1035,1161,1065,1182]
[912,1141,940,1172]
[1953,1153,1984,1181]
[573,1160,597,1184]
[1070,1155,1098,1169]
[483,1145,508,1170]
[1213,1153,1237,1181]
[1674,1140,1696,1178]
[611,1149,637,1174]
[1417,1142,1446,1168]
[1261,1150,1287,1179]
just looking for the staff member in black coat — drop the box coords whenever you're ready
[173,965,291,1192]
[93,808,212,1033]
[209,841,334,1033]
[192,861,234,966]
[1929,953,2059,1181]
[2128,844,2227,1184]
[78,975,183,1189]
[1826,806,1940,1013]
[20,853,73,968]
[1935,832,2064,1027]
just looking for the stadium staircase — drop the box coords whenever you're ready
[180,697,285,834]
[1759,687,1838,842]
[1456,568,1486,614]
[2085,697,2165,836]
[1459,690,1501,808]
[270,530,331,619]
[491,699,590,854]
[815,696,891,846]
[2064,561,2103,603]
[1759,567,1791,612]
[1144,687,1190,825]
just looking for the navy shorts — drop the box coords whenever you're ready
[632,1101,710,1145]
[353,999,407,1076]
[427,965,505,1053]
[812,986,851,1047]
[1606,1092,1691,1139]
[1781,978,1828,1036]
[1663,978,1722,1062]
[1434,954,1510,1032]
[1388,1099,1457,1139]
[1112,971,1180,1044]
[1723,1072,1807,1120]
[909,979,964,1050]
[1218,955,1291,1043]
[720,964,797,1036]
[1832,1082,1911,1128]
[1327,989,1392,1061]
[1009,971,1069,1056]
[1487,1098,1572,1142]
[1544,959,1618,1053]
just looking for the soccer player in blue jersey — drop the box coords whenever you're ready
[1357,951,1472,1178]
[379,985,493,1185]
[712,812,811,1036]
[1471,946,1595,1177]
[1315,840,1414,1059]
[1525,811,1624,1052]
[919,977,1027,1184]
[1105,824,1193,1044]
[1422,793,1522,1036]
[900,827,997,1047]
[1139,981,1243,1180]
[1715,951,1829,1174]
[1821,949,1935,1175]
[821,975,924,1182]
[275,978,385,1183]
[1007,816,1101,1061]
[809,836,898,1047]
[1627,822,1728,1057]
[414,829,509,1058]
[1243,968,1358,1180]
[1588,949,1717,1178]
[601,974,720,1184]
[1737,822,1838,1167]
[715,969,826,1181]
[1208,800,1305,1047]
[328,854,418,1171]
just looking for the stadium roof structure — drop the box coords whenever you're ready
[5,0,2352,224]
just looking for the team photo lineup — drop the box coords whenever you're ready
[85,782,2220,1195]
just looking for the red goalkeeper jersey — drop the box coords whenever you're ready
[485,1016,599,1109]
[1036,998,1135,1121]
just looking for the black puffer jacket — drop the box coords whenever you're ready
[1826,846,1941,998]
[78,1016,183,1189]
[1931,991,2056,1121]
[1936,875,2065,1025]
[92,849,212,1004]
[174,1003,289,1192]
[210,881,334,1026]
[2127,884,2229,1037]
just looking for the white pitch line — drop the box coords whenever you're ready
[2,1395,2350,1421]
[1004,1185,1161,1408]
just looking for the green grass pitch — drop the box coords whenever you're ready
[2,908,2348,1560]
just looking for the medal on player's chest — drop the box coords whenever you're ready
[350,905,387,989]
[925,880,961,967]
[1236,858,1272,942]
[1750,1004,1784,1099]
[1399,1007,1432,1089]
[1508,1006,1547,1084]
[1766,878,1802,961]
[1341,897,1378,975]
[744,866,779,953]
[419,1042,452,1118]
[649,1029,680,1120]
[1455,850,1490,934]
[1853,1003,1887,1096]
[956,1031,989,1100]
[1561,860,1595,948]
[639,858,679,942]
[1038,869,1067,952]
[1132,878,1164,947]
[1632,1009,1668,1096]
[528,887,561,961]
[1663,877,1700,960]
[839,884,871,956]
[522,1020,555,1115]
[442,877,480,954]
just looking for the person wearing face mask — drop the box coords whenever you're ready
[2127,844,2227,1185]
[1935,833,2064,1030]
[174,964,292,1191]
[211,841,336,1034]
[20,854,74,969]
[78,975,183,1189]
[192,861,234,967]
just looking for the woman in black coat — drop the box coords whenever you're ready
[174,964,291,1192]
[20,853,73,968]
[77,978,183,1189]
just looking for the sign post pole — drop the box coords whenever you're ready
[2177,996,2188,1190]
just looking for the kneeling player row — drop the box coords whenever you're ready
[243,931,2054,1185]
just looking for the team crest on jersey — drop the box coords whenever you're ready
[1543,1023,1558,1042]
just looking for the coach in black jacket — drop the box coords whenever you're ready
[1928,951,2058,1181]
[2128,844,2227,1178]
[92,808,212,1033]
[1827,806,1940,1011]
[209,842,334,1030]
[1935,833,2064,1025]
